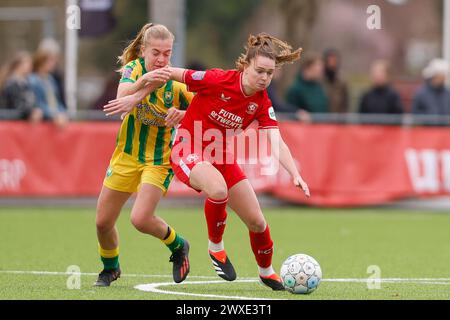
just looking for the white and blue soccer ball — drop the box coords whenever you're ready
[280,254,322,294]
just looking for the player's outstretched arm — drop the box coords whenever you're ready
[168,67,188,83]
[263,128,310,197]
[104,67,173,118]
[104,83,158,118]
[118,67,172,98]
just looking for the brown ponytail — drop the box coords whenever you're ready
[117,23,175,68]
[236,33,302,71]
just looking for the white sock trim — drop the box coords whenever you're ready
[207,198,228,205]
[259,266,275,277]
[208,240,225,252]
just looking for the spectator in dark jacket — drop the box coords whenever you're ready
[286,54,329,122]
[0,51,42,122]
[359,60,404,114]
[323,48,349,113]
[412,59,450,116]
[268,69,299,116]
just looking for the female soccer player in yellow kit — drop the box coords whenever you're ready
[94,23,193,287]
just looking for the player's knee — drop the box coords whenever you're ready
[96,217,114,234]
[246,218,267,233]
[207,184,228,201]
[130,212,155,233]
[130,214,145,232]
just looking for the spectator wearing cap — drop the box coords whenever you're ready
[412,59,450,116]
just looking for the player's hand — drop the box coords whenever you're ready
[103,94,139,117]
[165,108,185,127]
[142,66,171,87]
[293,175,310,198]
[296,110,312,124]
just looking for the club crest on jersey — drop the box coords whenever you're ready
[164,91,174,105]
[192,71,206,81]
[220,93,231,102]
[247,102,258,115]
[186,154,200,163]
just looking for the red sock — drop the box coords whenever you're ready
[249,225,274,268]
[204,197,228,244]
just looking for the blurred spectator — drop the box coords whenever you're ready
[268,69,299,115]
[37,39,66,107]
[29,40,69,128]
[412,59,450,116]
[359,60,404,114]
[0,51,42,122]
[92,71,120,110]
[286,53,328,122]
[322,49,349,113]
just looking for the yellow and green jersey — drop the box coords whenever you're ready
[113,57,193,165]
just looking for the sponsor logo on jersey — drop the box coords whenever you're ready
[137,103,166,126]
[220,93,231,102]
[247,102,258,115]
[209,109,244,129]
[268,106,277,120]
[192,71,206,81]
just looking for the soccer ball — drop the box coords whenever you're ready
[280,254,322,294]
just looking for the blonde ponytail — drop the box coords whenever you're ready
[118,23,153,68]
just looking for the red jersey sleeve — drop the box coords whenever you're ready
[256,92,279,129]
[182,68,226,94]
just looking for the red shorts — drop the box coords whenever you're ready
[170,140,247,193]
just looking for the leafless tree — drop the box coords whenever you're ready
[278,0,321,90]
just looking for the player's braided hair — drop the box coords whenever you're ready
[235,33,302,71]
[118,23,175,68]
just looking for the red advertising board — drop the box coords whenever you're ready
[1,121,450,207]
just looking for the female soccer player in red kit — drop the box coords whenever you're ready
[107,33,310,291]
[171,33,310,290]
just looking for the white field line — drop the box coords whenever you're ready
[135,280,285,300]
[2,269,450,300]
[134,278,450,300]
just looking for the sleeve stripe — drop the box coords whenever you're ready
[182,69,191,92]
[119,79,136,84]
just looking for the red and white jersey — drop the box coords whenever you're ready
[179,69,278,147]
